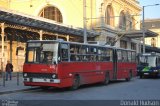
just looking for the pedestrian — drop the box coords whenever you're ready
[5,60,13,81]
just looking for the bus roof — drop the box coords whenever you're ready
[138,53,160,57]
[27,40,136,52]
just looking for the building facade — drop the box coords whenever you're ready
[0,0,142,72]
[144,19,160,47]
[93,0,141,50]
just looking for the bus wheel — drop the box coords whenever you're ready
[102,72,110,85]
[70,75,80,90]
[126,72,132,81]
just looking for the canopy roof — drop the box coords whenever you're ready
[0,7,99,42]
[121,29,158,38]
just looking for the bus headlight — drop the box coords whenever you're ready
[154,70,158,72]
[24,73,27,77]
[52,74,56,78]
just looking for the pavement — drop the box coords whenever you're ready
[0,72,35,94]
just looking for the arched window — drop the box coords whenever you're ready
[151,38,156,47]
[119,11,126,30]
[39,6,63,23]
[105,5,114,27]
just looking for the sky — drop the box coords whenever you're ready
[139,0,160,19]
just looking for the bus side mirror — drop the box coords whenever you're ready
[54,61,57,65]
[58,57,61,62]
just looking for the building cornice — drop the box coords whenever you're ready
[115,0,141,11]
[124,0,141,11]
[144,18,160,22]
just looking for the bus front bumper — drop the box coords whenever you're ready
[140,71,159,76]
[24,78,60,83]
[23,77,73,88]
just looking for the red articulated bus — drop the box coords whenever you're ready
[23,40,137,90]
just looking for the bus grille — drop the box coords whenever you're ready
[23,73,56,79]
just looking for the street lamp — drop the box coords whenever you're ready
[142,4,160,53]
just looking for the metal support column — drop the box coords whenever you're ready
[17,34,19,86]
[56,34,58,40]
[66,35,69,41]
[10,38,12,63]
[83,0,87,44]
[39,30,43,41]
[142,6,145,53]
[1,23,5,87]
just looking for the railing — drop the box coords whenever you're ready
[0,58,24,86]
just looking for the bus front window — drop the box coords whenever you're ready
[41,51,54,64]
[139,56,156,67]
[27,48,40,63]
[139,56,148,66]
[26,42,58,64]
[28,49,34,62]
[147,56,156,67]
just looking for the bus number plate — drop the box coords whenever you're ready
[144,73,149,75]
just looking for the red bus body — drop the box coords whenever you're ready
[23,40,137,89]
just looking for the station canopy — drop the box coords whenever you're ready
[0,7,99,42]
[118,29,158,38]
[145,45,160,53]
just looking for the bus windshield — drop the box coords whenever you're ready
[26,42,59,64]
[140,56,156,67]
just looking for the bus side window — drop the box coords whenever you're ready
[158,57,160,66]
[105,49,112,61]
[128,51,131,62]
[61,43,69,61]
[131,52,136,62]
[156,57,160,66]
[121,50,127,62]
[61,49,68,61]
[117,50,122,62]
[156,58,158,66]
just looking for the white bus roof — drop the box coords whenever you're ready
[27,40,136,52]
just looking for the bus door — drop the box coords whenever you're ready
[113,49,117,80]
